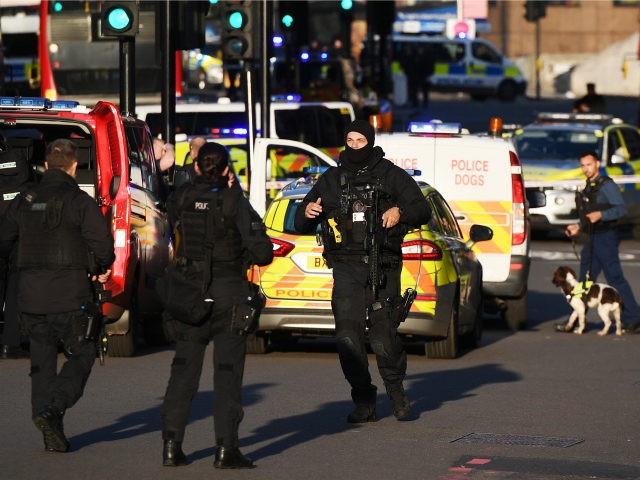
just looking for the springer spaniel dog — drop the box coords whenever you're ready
[551,266,623,336]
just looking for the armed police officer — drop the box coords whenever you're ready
[295,120,431,423]
[160,142,273,468]
[0,139,114,452]
[564,151,640,332]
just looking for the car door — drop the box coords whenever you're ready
[429,191,479,330]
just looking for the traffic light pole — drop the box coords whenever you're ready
[119,37,136,115]
[159,0,176,147]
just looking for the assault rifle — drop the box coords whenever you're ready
[364,182,417,325]
[83,258,112,365]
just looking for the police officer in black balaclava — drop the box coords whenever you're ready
[295,120,432,423]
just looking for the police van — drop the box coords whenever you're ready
[0,96,170,357]
[249,120,543,331]
[136,98,355,166]
[392,35,527,101]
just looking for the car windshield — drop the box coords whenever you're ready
[514,129,601,160]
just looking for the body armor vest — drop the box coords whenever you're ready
[321,168,397,256]
[16,187,89,269]
[175,185,243,263]
[576,175,615,232]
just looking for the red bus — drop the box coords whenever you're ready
[38,0,182,101]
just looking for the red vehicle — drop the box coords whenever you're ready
[0,96,170,356]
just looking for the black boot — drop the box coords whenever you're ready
[385,383,411,420]
[162,440,188,466]
[33,406,69,452]
[347,404,376,423]
[214,447,255,469]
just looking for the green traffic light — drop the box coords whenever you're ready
[341,0,353,10]
[53,1,63,12]
[228,11,244,29]
[282,14,293,28]
[107,7,132,31]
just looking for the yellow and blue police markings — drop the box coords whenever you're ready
[433,62,521,82]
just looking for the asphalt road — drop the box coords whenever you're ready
[1,237,640,480]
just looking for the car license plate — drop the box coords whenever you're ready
[307,255,328,271]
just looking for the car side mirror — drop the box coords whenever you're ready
[610,153,626,165]
[467,224,493,248]
[526,189,546,209]
[109,175,120,200]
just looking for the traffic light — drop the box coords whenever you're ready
[524,0,546,22]
[101,1,139,37]
[219,1,256,60]
[175,1,209,50]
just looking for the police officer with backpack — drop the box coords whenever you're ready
[0,133,32,358]
[160,142,273,469]
[0,138,115,452]
[295,120,432,423]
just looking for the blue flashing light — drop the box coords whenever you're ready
[271,94,302,102]
[320,52,328,61]
[272,34,284,48]
[299,52,310,62]
[51,100,80,110]
[408,122,462,134]
[233,127,248,135]
[404,169,422,177]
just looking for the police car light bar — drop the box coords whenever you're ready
[408,122,462,134]
[271,94,302,102]
[404,169,422,177]
[0,96,80,111]
[536,112,621,124]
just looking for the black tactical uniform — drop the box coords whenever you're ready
[295,120,431,422]
[0,158,115,452]
[160,150,273,468]
[0,142,33,358]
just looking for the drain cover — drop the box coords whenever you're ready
[451,433,584,448]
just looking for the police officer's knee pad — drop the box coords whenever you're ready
[368,315,396,360]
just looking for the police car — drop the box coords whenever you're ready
[0,96,170,357]
[392,35,527,101]
[512,112,640,237]
[249,170,493,359]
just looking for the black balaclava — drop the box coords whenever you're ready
[340,119,376,171]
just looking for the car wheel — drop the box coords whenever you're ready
[246,333,267,354]
[497,80,517,101]
[503,295,528,331]
[461,297,483,350]
[425,302,459,359]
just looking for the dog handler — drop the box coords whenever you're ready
[563,151,640,332]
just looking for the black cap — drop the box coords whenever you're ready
[345,119,375,146]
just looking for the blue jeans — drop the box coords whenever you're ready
[579,229,640,324]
